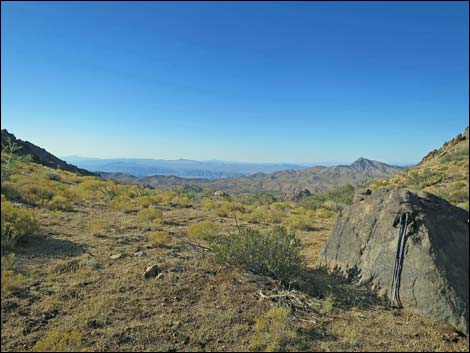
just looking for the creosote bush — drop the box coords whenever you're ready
[249,306,295,352]
[188,220,219,241]
[1,196,40,248]
[31,328,86,352]
[1,253,26,295]
[137,207,162,222]
[148,231,172,247]
[210,226,304,285]
[110,196,134,213]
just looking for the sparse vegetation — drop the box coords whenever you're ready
[87,219,108,237]
[1,196,40,248]
[188,220,219,241]
[31,328,86,352]
[137,206,162,222]
[1,254,26,295]
[211,226,304,285]
[148,231,172,247]
[297,184,355,210]
[249,306,296,352]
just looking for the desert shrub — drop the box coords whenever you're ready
[1,196,40,248]
[154,190,179,205]
[243,206,282,224]
[75,178,106,199]
[99,181,121,200]
[47,195,74,211]
[172,194,191,207]
[137,207,162,222]
[315,208,336,219]
[211,227,304,285]
[441,145,469,162]
[320,293,336,314]
[110,196,134,213]
[1,138,31,180]
[8,174,56,205]
[249,306,295,352]
[131,185,152,197]
[200,197,216,209]
[148,231,172,247]
[250,192,277,206]
[134,195,156,208]
[283,214,313,231]
[1,253,26,295]
[150,217,162,230]
[270,202,294,212]
[298,184,355,210]
[45,172,62,181]
[87,219,108,237]
[31,328,86,352]
[188,221,219,241]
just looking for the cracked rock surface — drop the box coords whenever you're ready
[319,188,469,333]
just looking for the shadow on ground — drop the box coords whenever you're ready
[15,235,86,258]
[297,267,387,310]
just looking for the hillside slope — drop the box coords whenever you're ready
[1,129,97,176]
[370,127,469,210]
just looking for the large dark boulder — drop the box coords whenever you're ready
[319,188,469,333]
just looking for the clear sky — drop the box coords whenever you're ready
[1,1,468,164]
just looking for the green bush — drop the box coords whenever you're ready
[110,196,134,213]
[148,231,172,247]
[249,306,295,352]
[1,196,40,248]
[250,192,277,206]
[47,195,74,211]
[1,253,26,295]
[211,227,304,285]
[31,328,86,352]
[188,221,219,241]
[137,207,162,222]
[297,184,354,210]
[283,214,313,230]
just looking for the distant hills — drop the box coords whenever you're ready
[101,157,404,195]
[2,128,405,196]
[63,156,312,179]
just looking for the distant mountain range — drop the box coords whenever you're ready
[62,156,317,179]
[100,157,405,195]
[2,128,405,196]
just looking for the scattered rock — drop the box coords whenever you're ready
[319,188,469,333]
[213,190,229,197]
[110,253,124,260]
[282,188,311,202]
[143,264,162,279]
[134,251,145,257]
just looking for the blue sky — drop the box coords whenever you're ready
[1,1,468,164]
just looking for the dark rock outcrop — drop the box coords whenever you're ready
[319,188,469,333]
[1,129,97,176]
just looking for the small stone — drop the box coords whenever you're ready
[134,251,144,257]
[110,253,123,260]
[143,264,162,279]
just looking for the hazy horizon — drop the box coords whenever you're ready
[2,2,468,165]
